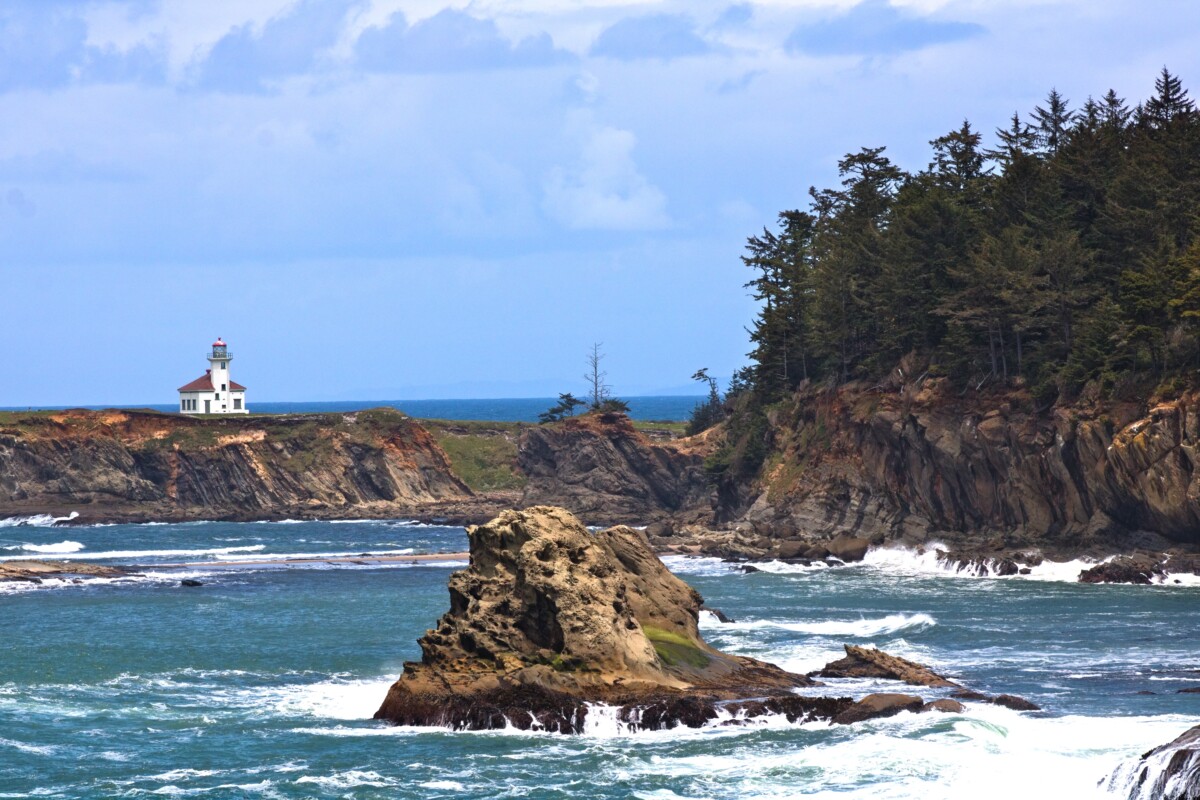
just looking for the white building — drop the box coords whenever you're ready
[178,338,248,415]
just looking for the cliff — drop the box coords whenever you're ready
[0,408,475,523]
[516,413,714,525]
[724,380,1200,556]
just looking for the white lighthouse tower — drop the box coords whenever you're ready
[178,338,248,415]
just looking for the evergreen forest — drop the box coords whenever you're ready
[740,68,1200,407]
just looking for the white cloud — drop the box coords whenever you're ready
[543,112,670,230]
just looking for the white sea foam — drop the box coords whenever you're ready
[599,707,1200,799]
[0,569,221,595]
[211,548,414,562]
[0,737,58,755]
[294,770,395,789]
[3,544,266,562]
[419,779,466,791]
[1102,725,1200,799]
[266,677,397,721]
[0,512,78,528]
[862,544,1102,583]
[700,610,936,638]
[4,540,85,554]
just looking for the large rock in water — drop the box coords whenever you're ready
[812,645,961,688]
[1103,725,1200,799]
[374,506,846,733]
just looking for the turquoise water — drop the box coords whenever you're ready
[0,396,707,423]
[2,518,1199,798]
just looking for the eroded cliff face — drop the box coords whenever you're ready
[517,413,715,525]
[732,381,1200,553]
[0,408,472,523]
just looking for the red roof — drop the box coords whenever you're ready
[213,338,226,347]
[178,373,213,392]
[178,372,248,392]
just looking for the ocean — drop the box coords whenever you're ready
[0,396,707,423]
[2,516,1198,799]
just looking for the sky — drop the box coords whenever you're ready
[1,0,1197,406]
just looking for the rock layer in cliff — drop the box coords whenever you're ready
[0,408,472,523]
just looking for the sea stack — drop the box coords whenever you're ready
[374,506,845,733]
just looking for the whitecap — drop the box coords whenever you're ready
[294,770,394,789]
[7,540,85,554]
[700,611,936,638]
[419,780,466,791]
[0,511,78,528]
[3,544,265,562]
[0,737,58,755]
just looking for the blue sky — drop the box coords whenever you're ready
[2,0,1196,405]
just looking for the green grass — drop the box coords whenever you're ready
[420,420,528,492]
[643,625,711,669]
[631,420,689,437]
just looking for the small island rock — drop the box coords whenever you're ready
[374,507,836,733]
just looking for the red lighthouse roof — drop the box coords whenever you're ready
[213,338,226,347]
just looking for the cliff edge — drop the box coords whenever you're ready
[0,408,474,523]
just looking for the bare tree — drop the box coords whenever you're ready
[584,342,611,410]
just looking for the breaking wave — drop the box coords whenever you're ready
[699,610,937,637]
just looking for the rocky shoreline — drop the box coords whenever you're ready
[373,506,1041,734]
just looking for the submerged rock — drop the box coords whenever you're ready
[375,506,826,733]
[1102,725,1200,800]
[812,645,961,688]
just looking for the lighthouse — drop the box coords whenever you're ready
[178,338,248,415]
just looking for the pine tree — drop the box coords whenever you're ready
[1031,89,1074,155]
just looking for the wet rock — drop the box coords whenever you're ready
[1079,555,1165,584]
[1176,687,1200,694]
[826,535,870,563]
[1102,724,1200,800]
[990,694,1040,711]
[922,699,965,714]
[812,645,961,688]
[832,693,925,725]
[701,606,735,624]
[179,579,204,587]
[739,565,761,574]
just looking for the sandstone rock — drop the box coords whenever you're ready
[1102,724,1200,800]
[832,693,925,725]
[812,645,961,688]
[774,541,810,561]
[0,560,128,583]
[375,507,819,733]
